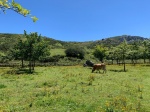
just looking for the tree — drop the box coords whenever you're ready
[93,45,107,62]
[24,31,50,72]
[0,51,8,63]
[0,0,38,22]
[12,39,26,68]
[142,40,149,63]
[12,31,50,73]
[128,42,139,65]
[147,40,150,63]
[113,47,122,64]
[117,39,128,71]
[106,47,122,65]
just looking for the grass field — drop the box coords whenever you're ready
[0,64,150,112]
[50,48,65,56]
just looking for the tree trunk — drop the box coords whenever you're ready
[131,58,133,65]
[112,59,114,64]
[144,58,146,64]
[21,58,24,68]
[32,60,35,70]
[29,60,32,73]
[124,62,126,72]
[116,59,118,64]
[119,60,121,66]
[123,54,126,72]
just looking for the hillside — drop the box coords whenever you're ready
[0,33,148,51]
[89,35,148,48]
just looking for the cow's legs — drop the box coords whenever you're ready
[103,69,106,73]
[98,70,101,73]
[92,69,95,73]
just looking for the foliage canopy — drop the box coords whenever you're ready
[65,46,85,59]
[0,0,38,22]
[93,45,107,62]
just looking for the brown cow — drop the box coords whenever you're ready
[92,63,106,73]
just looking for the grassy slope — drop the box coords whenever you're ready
[0,64,150,112]
[50,48,66,56]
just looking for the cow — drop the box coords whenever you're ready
[92,63,106,73]
[83,60,94,67]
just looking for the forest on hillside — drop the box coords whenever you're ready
[0,33,150,70]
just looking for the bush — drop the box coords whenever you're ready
[39,55,64,62]
[65,47,85,59]
[0,52,10,63]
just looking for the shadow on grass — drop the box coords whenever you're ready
[109,69,128,72]
[141,64,150,67]
[6,68,37,75]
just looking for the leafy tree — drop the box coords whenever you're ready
[0,51,8,63]
[128,42,139,65]
[0,34,20,62]
[117,39,128,71]
[24,31,50,72]
[142,41,148,63]
[65,46,85,59]
[147,40,150,63]
[0,34,19,52]
[93,45,107,62]
[113,47,122,64]
[12,31,50,73]
[0,0,38,22]
[142,40,149,63]
[106,47,121,64]
[12,39,26,67]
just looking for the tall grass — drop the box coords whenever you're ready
[0,64,150,111]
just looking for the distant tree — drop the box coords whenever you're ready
[142,40,149,63]
[113,47,122,64]
[0,35,20,62]
[0,51,8,63]
[93,45,107,62]
[142,41,147,63]
[54,42,63,48]
[147,41,150,63]
[0,35,19,52]
[0,0,38,22]
[106,47,118,64]
[117,39,128,71]
[65,46,85,59]
[128,42,139,65]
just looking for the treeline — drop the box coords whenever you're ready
[0,33,150,71]
[0,32,88,73]
[105,39,150,64]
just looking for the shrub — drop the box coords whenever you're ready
[65,47,85,59]
[39,55,64,62]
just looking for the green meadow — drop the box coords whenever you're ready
[0,64,150,112]
[50,48,66,56]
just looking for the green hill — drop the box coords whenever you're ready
[0,33,148,52]
[89,35,148,48]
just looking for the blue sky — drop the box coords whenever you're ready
[1,0,150,41]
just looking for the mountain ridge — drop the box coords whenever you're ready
[0,33,149,49]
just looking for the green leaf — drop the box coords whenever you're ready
[31,16,38,22]
[1,0,38,22]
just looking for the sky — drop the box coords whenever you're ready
[1,0,150,42]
